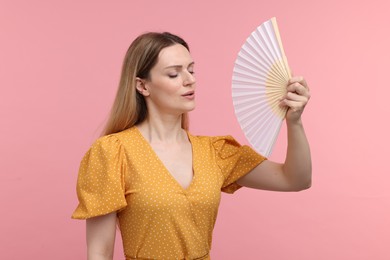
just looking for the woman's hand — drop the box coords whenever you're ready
[280,76,311,123]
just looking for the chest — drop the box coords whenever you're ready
[151,142,193,189]
[124,137,224,196]
[121,133,226,211]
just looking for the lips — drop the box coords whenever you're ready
[182,91,195,97]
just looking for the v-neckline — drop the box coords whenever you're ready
[133,126,196,192]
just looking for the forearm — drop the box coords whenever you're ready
[282,118,312,190]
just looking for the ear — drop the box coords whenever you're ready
[135,77,150,97]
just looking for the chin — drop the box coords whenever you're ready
[181,102,196,112]
[187,104,196,112]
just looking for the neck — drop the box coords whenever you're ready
[136,114,186,144]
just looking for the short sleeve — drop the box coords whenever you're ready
[212,135,266,194]
[71,135,128,219]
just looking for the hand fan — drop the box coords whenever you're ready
[232,17,291,157]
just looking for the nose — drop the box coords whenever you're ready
[183,70,196,86]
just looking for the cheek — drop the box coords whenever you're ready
[153,79,181,95]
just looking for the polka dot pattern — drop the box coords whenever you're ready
[72,127,266,259]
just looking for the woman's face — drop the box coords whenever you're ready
[141,44,196,116]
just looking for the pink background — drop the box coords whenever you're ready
[1,0,389,259]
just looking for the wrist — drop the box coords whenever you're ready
[286,117,303,128]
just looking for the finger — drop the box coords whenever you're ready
[284,92,309,104]
[289,76,308,89]
[287,82,310,97]
[280,99,306,112]
[279,90,305,101]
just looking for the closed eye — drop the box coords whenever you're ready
[165,62,195,77]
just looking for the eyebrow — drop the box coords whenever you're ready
[163,61,195,69]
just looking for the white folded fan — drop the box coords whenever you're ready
[232,17,291,157]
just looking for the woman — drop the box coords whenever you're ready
[72,32,311,260]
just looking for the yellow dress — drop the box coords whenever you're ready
[72,127,266,260]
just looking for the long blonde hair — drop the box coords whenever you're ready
[102,32,190,136]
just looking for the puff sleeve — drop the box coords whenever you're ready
[212,135,266,194]
[72,135,128,219]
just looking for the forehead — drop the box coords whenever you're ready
[156,44,193,67]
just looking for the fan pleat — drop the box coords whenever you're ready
[234,98,269,116]
[258,29,287,84]
[233,90,265,99]
[247,110,279,147]
[235,104,270,129]
[264,23,281,56]
[238,48,273,76]
[233,66,268,82]
[245,35,273,66]
[236,50,288,87]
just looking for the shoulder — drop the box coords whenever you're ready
[188,132,241,154]
[87,127,138,156]
[79,129,137,167]
[92,127,139,147]
[90,134,121,152]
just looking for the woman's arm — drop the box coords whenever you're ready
[237,76,312,192]
[86,212,117,260]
